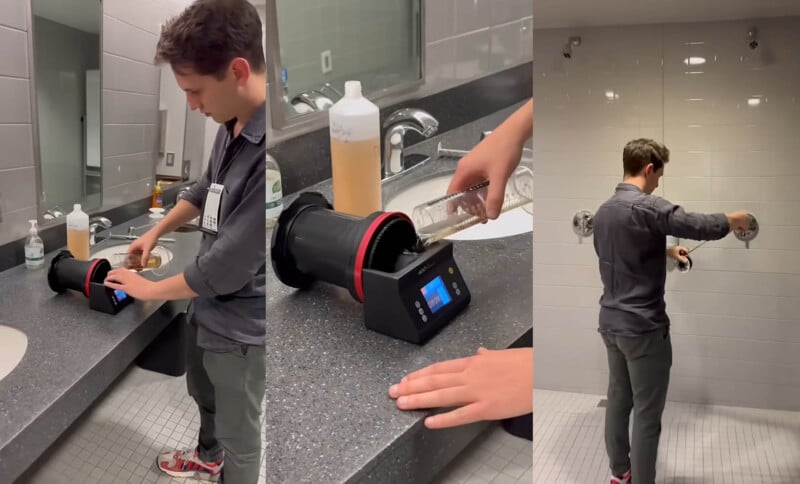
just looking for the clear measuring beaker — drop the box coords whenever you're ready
[411,165,533,245]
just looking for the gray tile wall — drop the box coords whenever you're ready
[101,0,185,209]
[0,0,36,246]
[266,0,533,146]
[0,0,187,246]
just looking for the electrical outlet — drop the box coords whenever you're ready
[321,50,333,74]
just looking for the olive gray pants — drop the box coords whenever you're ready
[601,328,672,484]
[186,319,265,484]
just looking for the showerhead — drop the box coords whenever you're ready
[747,28,758,50]
[563,36,581,59]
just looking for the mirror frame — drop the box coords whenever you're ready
[26,0,104,226]
[265,0,427,135]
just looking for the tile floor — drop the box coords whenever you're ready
[16,364,532,484]
[534,389,800,484]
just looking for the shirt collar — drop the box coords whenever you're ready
[224,100,266,144]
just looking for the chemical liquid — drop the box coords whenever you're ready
[412,165,533,246]
[110,252,162,271]
[331,138,382,217]
[67,229,91,261]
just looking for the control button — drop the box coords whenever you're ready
[421,315,428,323]
[414,300,421,308]
[418,308,424,315]
[448,267,454,274]
[455,289,461,296]
[452,282,458,289]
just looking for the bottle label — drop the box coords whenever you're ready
[266,178,283,218]
[25,246,44,264]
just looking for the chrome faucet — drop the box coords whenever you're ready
[382,108,439,178]
[291,90,334,112]
[88,216,112,246]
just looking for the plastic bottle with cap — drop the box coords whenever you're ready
[66,204,90,261]
[24,219,45,269]
[328,80,381,217]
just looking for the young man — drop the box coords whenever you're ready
[389,100,534,429]
[103,1,266,482]
[593,139,751,484]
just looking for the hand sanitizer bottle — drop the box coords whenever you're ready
[266,153,283,229]
[25,220,45,269]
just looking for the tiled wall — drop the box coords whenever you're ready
[101,0,186,208]
[0,0,186,246]
[266,0,533,146]
[276,0,416,96]
[0,0,37,246]
[533,17,800,410]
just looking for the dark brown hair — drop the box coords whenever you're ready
[622,138,670,176]
[154,0,265,79]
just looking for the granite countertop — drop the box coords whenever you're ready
[265,102,533,483]
[0,212,202,482]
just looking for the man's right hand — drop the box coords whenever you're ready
[446,99,533,220]
[447,133,523,220]
[726,211,752,233]
[127,231,158,268]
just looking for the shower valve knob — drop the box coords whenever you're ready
[572,210,594,237]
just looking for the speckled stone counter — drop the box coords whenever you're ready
[0,213,201,482]
[265,102,533,483]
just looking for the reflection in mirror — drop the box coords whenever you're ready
[269,0,423,126]
[30,0,101,221]
[155,64,194,185]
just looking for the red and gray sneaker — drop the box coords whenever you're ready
[156,447,223,481]
[610,470,631,484]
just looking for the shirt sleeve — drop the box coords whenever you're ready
[183,161,266,297]
[644,196,730,241]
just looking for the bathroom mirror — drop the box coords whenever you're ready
[265,0,424,131]
[29,0,101,221]
[154,64,207,186]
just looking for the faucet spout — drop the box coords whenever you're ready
[382,108,439,178]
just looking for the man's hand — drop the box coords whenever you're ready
[389,347,533,429]
[726,211,752,233]
[667,245,689,264]
[126,232,158,269]
[104,269,157,300]
[447,135,523,220]
[447,99,532,219]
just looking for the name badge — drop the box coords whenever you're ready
[202,183,225,234]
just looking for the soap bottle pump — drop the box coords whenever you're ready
[24,219,45,270]
[66,204,90,261]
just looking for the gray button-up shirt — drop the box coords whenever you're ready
[182,101,266,351]
[592,183,730,336]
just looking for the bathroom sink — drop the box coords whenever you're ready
[0,325,27,382]
[91,243,174,272]
[384,172,533,241]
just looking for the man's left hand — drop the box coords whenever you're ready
[667,245,689,264]
[104,269,157,300]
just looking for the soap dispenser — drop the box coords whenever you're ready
[328,80,381,217]
[66,204,90,261]
[152,181,164,208]
[25,220,45,270]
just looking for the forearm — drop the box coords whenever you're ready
[655,200,730,241]
[492,99,533,147]
[149,273,199,300]
[147,200,202,238]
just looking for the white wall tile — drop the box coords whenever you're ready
[534,17,800,410]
